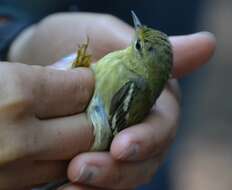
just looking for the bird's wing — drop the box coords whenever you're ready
[109,78,147,135]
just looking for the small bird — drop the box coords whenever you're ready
[43,11,173,190]
[71,11,173,151]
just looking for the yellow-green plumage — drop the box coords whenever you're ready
[45,13,173,189]
[91,47,154,126]
[73,12,173,151]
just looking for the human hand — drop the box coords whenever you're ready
[60,35,215,190]
[7,13,215,190]
[0,62,96,189]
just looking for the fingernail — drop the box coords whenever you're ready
[119,144,140,160]
[75,165,99,183]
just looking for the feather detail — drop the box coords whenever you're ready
[109,80,138,135]
[87,95,113,151]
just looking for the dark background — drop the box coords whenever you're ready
[1,0,231,190]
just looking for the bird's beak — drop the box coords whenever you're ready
[131,11,142,29]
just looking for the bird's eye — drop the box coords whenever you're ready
[135,40,141,51]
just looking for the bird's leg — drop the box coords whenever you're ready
[71,37,92,68]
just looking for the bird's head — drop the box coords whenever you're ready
[131,11,173,69]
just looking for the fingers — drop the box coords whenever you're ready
[0,63,94,164]
[110,80,180,161]
[0,63,94,118]
[33,113,93,160]
[170,32,216,78]
[0,113,93,163]
[32,66,94,118]
[0,160,67,190]
[67,153,160,190]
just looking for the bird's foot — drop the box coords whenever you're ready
[72,37,92,68]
